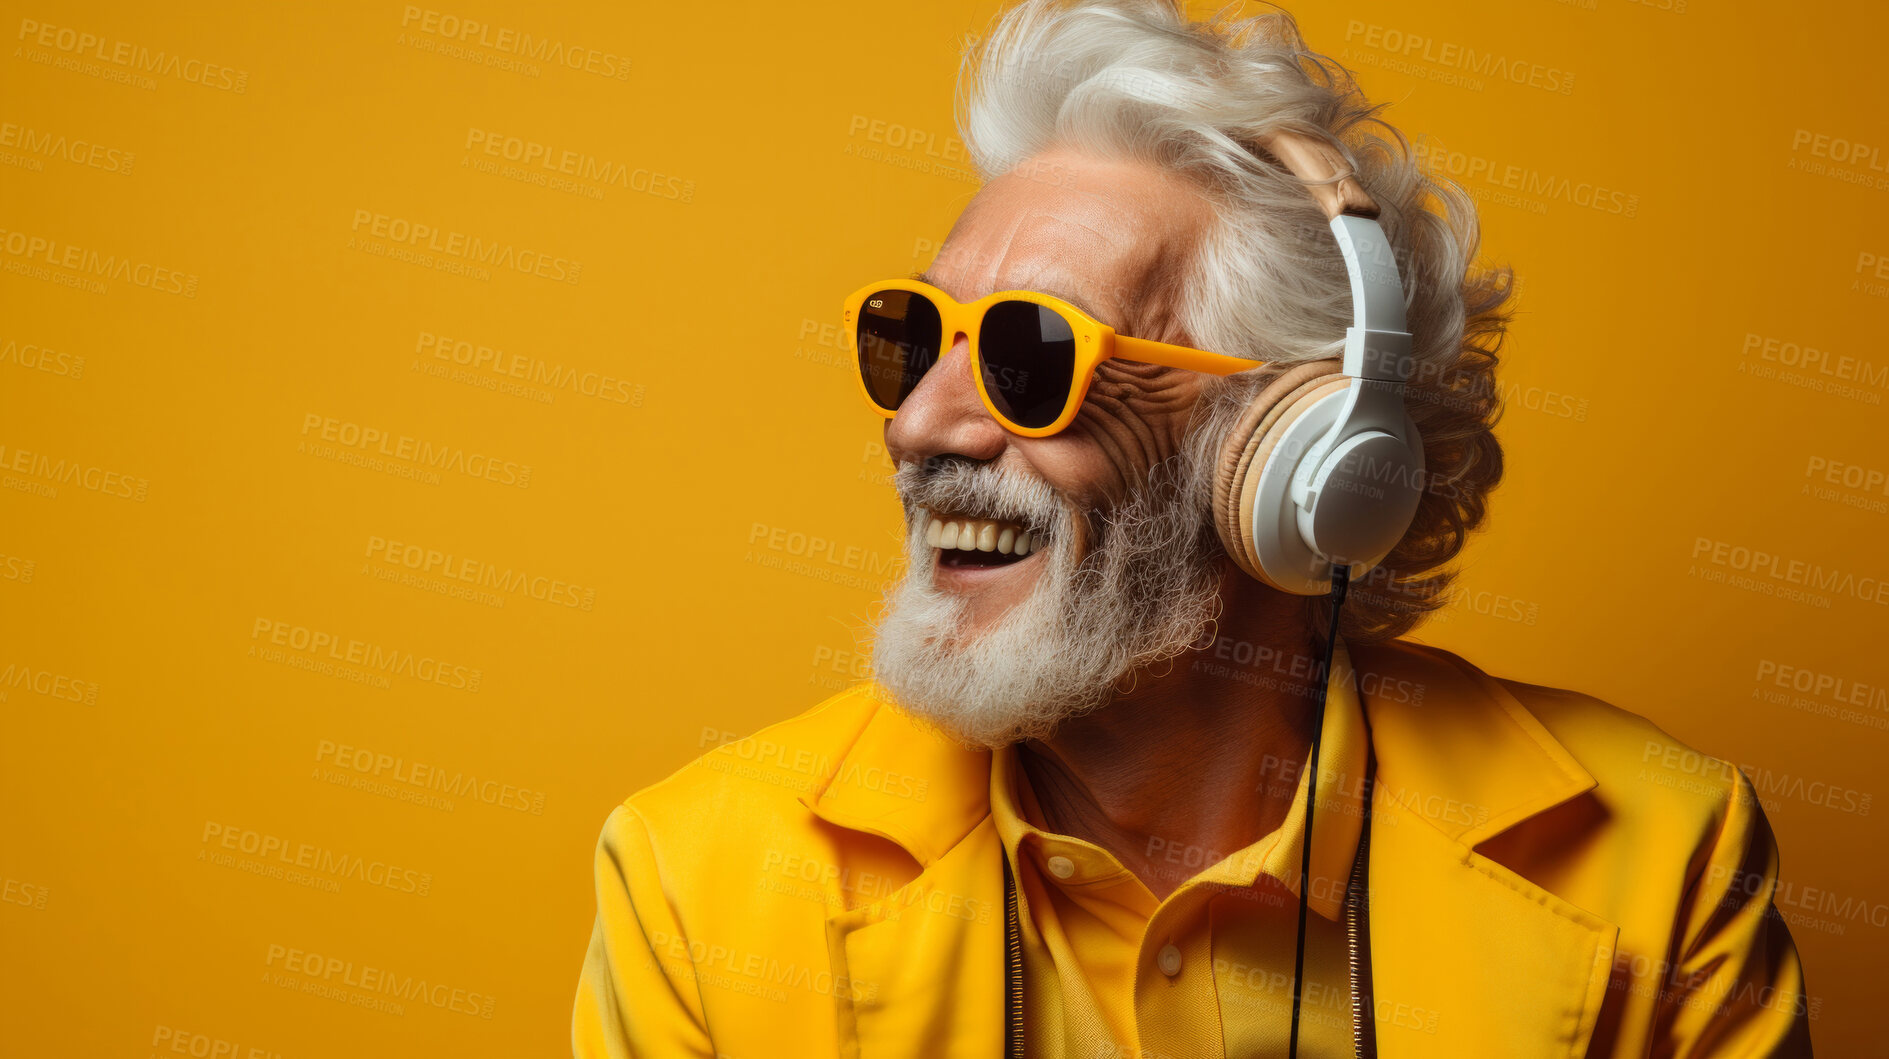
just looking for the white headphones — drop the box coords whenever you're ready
[1209,130,1424,595]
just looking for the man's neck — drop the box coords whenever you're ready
[1014,563,1323,902]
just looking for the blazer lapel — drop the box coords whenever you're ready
[797,692,1002,1059]
[824,816,1006,1059]
[1353,641,1620,1058]
[1367,795,1619,1057]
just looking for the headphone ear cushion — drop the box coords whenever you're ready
[1211,358,1348,585]
[1238,376,1352,587]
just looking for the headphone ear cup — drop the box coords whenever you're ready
[1211,359,1347,588]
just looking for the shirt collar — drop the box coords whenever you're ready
[799,639,1595,881]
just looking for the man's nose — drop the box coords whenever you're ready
[884,332,1007,467]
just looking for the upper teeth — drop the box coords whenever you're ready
[921,511,1034,556]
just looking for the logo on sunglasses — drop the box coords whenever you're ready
[868,298,884,308]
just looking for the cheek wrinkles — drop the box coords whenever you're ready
[1072,363,1200,495]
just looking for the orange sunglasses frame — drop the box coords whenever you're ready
[843,277,1266,438]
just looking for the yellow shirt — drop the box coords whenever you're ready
[990,643,1376,1058]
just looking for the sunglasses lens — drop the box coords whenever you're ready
[979,301,1076,430]
[856,290,942,412]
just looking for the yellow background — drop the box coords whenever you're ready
[3,0,1885,1054]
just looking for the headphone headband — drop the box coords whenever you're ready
[1253,129,1380,220]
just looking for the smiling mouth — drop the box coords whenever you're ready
[920,509,1043,570]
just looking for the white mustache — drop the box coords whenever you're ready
[893,459,1063,542]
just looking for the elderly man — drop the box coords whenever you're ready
[573,1,1811,1056]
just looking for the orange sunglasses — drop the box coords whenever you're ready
[843,277,1265,438]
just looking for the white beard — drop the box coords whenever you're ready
[868,456,1225,749]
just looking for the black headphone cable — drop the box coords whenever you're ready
[1288,562,1351,1059]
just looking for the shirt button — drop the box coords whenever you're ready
[1157,944,1183,976]
[1046,855,1075,879]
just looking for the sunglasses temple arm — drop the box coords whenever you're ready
[1111,336,1267,377]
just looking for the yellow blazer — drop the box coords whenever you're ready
[572,640,1812,1057]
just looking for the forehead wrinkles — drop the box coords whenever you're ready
[936,201,1176,332]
